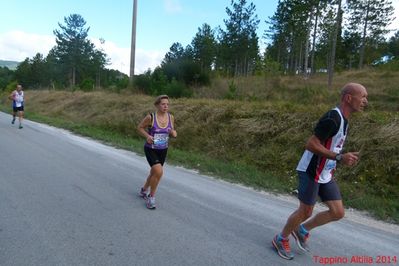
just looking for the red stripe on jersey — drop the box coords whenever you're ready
[315,137,333,182]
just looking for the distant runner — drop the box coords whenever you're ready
[137,95,177,209]
[272,83,368,260]
[9,84,25,129]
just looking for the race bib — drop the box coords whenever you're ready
[154,133,169,147]
[325,160,337,171]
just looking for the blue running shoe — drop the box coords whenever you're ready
[292,230,310,252]
[272,234,294,260]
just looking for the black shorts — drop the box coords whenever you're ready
[297,171,342,206]
[13,106,24,112]
[144,146,168,167]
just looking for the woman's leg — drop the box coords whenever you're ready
[148,164,163,196]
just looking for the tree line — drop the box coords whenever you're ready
[136,0,399,95]
[1,0,399,96]
[1,14,128,92]
[265,0,397,86]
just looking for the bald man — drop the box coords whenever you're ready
[272,83,368,260]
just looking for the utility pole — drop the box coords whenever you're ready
[129,0,137,85]
[328,0,342,89]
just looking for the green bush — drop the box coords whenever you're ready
[164,79,192,98]
[134,70,152,92]
[80,78,94,91]
[224,80,238,99]
[150,68,169,95]
[162,60,209,87]
[116,76,129,91]
[5,81,18,94]
[0,67,15,91]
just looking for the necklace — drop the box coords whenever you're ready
[157,114,168,126]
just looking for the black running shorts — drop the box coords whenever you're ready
[144,146,168,167]
[13,106,24,112]
[297,171,342,205]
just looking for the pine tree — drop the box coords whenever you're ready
[191,23,217,72]
[347,0,394,68]
[219,0,260,76]
[52,14,107,87]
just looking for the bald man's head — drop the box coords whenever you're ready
[341,83,367,100]
[339,83,368,115]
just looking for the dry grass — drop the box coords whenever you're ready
[197,69,399,113]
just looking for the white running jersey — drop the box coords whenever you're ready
[14,91,24,107]
[296,107,347,183]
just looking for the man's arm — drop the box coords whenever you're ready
[305,135,336,160]
[305,135,359,166]
[8,92,15,100]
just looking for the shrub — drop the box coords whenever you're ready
[80,78,94,91]
[134,70,152,92]
[150,68,169,95]
[164,79,192,98]
[224,80,238,99]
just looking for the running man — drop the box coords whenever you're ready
[272,83,368,260]
[9,84,25,129]
[137,95,177,209]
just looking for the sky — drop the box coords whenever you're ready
[1,0,398,75]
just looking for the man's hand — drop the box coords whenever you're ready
[341,152,359,166]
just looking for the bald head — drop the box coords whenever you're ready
[339,83,368,116]
[340,83,366,100]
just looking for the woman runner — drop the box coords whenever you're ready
[137,95,177,209]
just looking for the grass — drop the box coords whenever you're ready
[1,69,398,223]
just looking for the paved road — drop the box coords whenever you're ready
[1,111,398,266]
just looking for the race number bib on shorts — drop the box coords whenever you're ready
[154,133,169,148]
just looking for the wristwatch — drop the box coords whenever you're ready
[335,153,343,162]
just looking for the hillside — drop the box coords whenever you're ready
[1,70,398,223]
[0,60,19,70]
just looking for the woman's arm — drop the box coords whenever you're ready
[169,115,177,138]
[137,114,154,144]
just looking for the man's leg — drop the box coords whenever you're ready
[273,171,319,259]
[18,110,24,128]
[11,110,16,124]
[301,200,344,231]
[292,179,344,252]
[282,202,314,238]
[273,201,314,260]
[303,179,344,231]
[290,200,344,253]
